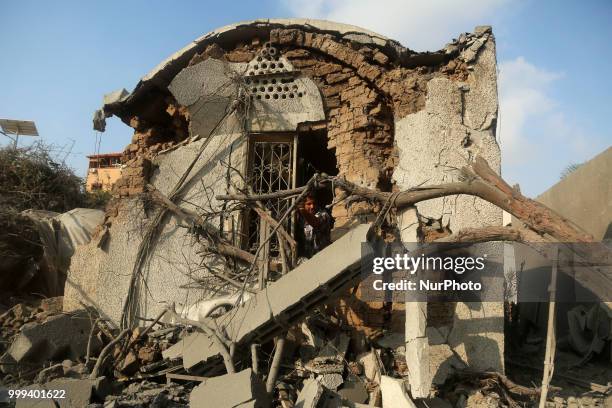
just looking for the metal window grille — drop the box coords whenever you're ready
[245,135,296,255]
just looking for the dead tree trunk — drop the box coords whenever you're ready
[330,156,592,243]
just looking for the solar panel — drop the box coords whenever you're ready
[0,119,39,136]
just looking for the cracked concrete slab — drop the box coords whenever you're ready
[163,223,374,371]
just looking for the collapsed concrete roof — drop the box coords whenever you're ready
[96,18,486,129]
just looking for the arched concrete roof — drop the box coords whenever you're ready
[99,18,454,125]
[144,19,392,83]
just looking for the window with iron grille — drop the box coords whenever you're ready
[244,134,296,256]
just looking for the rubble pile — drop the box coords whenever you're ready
[0,298,192,406]
[1,18,610,408]
[2,299,608,407]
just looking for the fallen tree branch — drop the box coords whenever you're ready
[85,317,102,366]
[455,370,550,396]
[331,157,591,243]
[266,336,286,394]
[149,183,278,274]
[253,206,297,252]
[217,157,591,243]
[90,329,130,379]
[433,226,548,244]
[238,174,320,299]
[164,305,236,374]
[429,224,610,299]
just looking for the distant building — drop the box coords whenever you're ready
[85,153,122,192]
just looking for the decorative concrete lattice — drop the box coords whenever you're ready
[246,76,304,100]
[244,43,305,100]
[246,43,292,76]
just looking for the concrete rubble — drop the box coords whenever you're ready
[1,18,610,408]
[189,368,269,407]
[0,310,101,375]
[380,376,417,408]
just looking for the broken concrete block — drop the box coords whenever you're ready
[357,350,381,384]
[304,360,344,375]
[103,89,129,105]
[169,58,238,140]
[1,310,100,374]
[189,368,268,408]
[380,376,417,408]
[317,373,344,391]
[337,374,368,404]
[316,333,350,363]
[222,224,372,343]
[296,378,325,408]
[162,330,221,371]
[307,333,351,375]
[405,301,430,399]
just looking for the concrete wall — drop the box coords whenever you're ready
[65,44,326,327]
[64,129,247,326]
[392,29,504,379]
[537,147,612,241]
[510,147,612,338]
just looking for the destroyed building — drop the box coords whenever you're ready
[65,19,505,400]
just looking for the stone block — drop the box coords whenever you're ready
[380,376,417,408]
[189,368,268,408]
[1,310,100,374]
[162,331,221,371]
[295,378,324,408]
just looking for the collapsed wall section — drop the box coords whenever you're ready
[68,20,503,366]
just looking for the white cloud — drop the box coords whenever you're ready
[497,57,609,195]
[497,56,563,165]
[282,0,509,51]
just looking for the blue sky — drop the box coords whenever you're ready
[1,0,610,197]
